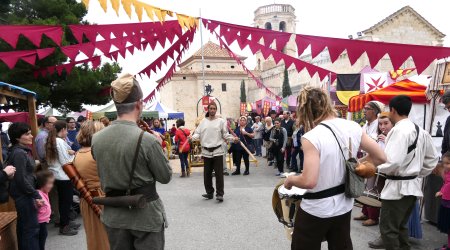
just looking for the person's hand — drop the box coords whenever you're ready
[35,199,44,208]
[377,134,386,143]
[233,137,239,143]
[284,177,293,190]
[3,165,15,178]
[436,191,443,197]
[281,148,285,153]
[68,150,75,155]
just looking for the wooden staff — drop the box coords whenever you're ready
[228,125,257,161]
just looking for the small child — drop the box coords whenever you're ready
[436,151,450,250]
[36,170,55,250]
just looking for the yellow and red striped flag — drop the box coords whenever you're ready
[390,68,415,81]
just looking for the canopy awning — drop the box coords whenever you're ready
[0,112,44,123]
[150,102,184,120]
[348,79,428,112]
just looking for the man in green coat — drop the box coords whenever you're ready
[92,73,172,250]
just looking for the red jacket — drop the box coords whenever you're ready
[175,128,191,153]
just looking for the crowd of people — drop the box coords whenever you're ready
[0,72,449,250]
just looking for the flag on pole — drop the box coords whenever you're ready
[336,74,361,106]
[389,68,415,80]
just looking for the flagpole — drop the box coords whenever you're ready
[327,72,331,94]
[199,8,206,96]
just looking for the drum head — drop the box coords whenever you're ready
[355,196,382,208]
[278,185,307,198]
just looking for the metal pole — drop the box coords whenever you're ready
[327,72,331,94]
[199,9,206,96]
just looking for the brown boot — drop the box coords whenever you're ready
[187,168,191,177]
[180,171,186,178]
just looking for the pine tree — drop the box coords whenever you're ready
[0,0,121,111]
[240,80,246,103]
[282,68,292,98]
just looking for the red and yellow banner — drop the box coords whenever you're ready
[263,101,270,116]
[240,103,246,116]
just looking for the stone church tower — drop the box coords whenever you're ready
[253,4,297,71]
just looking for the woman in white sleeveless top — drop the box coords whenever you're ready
[284,87,386,250]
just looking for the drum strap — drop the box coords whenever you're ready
[302,184,345,200]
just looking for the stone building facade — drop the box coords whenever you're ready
[247,5,446,100]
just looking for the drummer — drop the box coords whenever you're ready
[284,87,386,250]
[354,112,393,226]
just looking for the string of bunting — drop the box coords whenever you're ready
[0,25,62,48]
[202,19,336,82]
[142,29,196,102]
[208,19,450,75]
[137,28,196,77]
[82,0,198,30]
[0,48,55,69]
[34,21,182,77]
[211,29,281,100]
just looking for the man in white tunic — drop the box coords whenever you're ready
[191,103,237,202]
[376,95,438,250]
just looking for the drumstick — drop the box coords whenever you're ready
[239,141,257,161]
[228,125,257,161]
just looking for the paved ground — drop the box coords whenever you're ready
[46,157,446,250]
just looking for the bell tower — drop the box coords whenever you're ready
[254,4,297,71]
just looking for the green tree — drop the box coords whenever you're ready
[282,68,292,98]
[0,0,121,112]
[240,80,246,103]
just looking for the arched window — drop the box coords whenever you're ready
[264,22,272,30]
[279,21,286,32]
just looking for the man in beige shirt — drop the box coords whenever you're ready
[191,103,237,202]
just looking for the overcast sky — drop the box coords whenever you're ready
[83,0,450,109]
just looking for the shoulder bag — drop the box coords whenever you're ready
[320,123,365,198]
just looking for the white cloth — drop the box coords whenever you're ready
[301,118,362,218]
[378,119,438,200]
[362,119,378,141]
[48,138,74,180]
[191,117,234,158]
[252,122,263,139]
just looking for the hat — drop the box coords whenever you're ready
[379,111,390,118]
[111,73,143,104]
[367,101,384,115]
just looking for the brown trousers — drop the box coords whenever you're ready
[203,155,224,196]
[291,208,353,250]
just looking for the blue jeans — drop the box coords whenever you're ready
[15,195,40,250]
[291,147,304,172]
[179,152,189,171]
[254,138,263,156]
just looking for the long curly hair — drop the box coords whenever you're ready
[296,87,336,132]
[45,120,67,164]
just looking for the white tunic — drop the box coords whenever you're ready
[301,118,362,218]
[378,119,438,200]
[48,138,74,180]
[191,117,234,158]
[362,119,378,141]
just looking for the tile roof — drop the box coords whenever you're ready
[191,41,246,59]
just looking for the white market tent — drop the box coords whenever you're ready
[149,102,184,120]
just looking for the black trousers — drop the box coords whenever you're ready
[203,156,224,196]
[105,225,165,250]
[55,180,73,228]
[274,148,284,173]
[235,150,249,173]
[292,208,353,250]
[39,223,48,250]
[285,138,293,166]
[15,195,40,250]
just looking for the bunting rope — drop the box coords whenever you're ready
[211,29,281,100]
[82,0,198,30]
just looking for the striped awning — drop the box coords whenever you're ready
[348,79,427,112]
